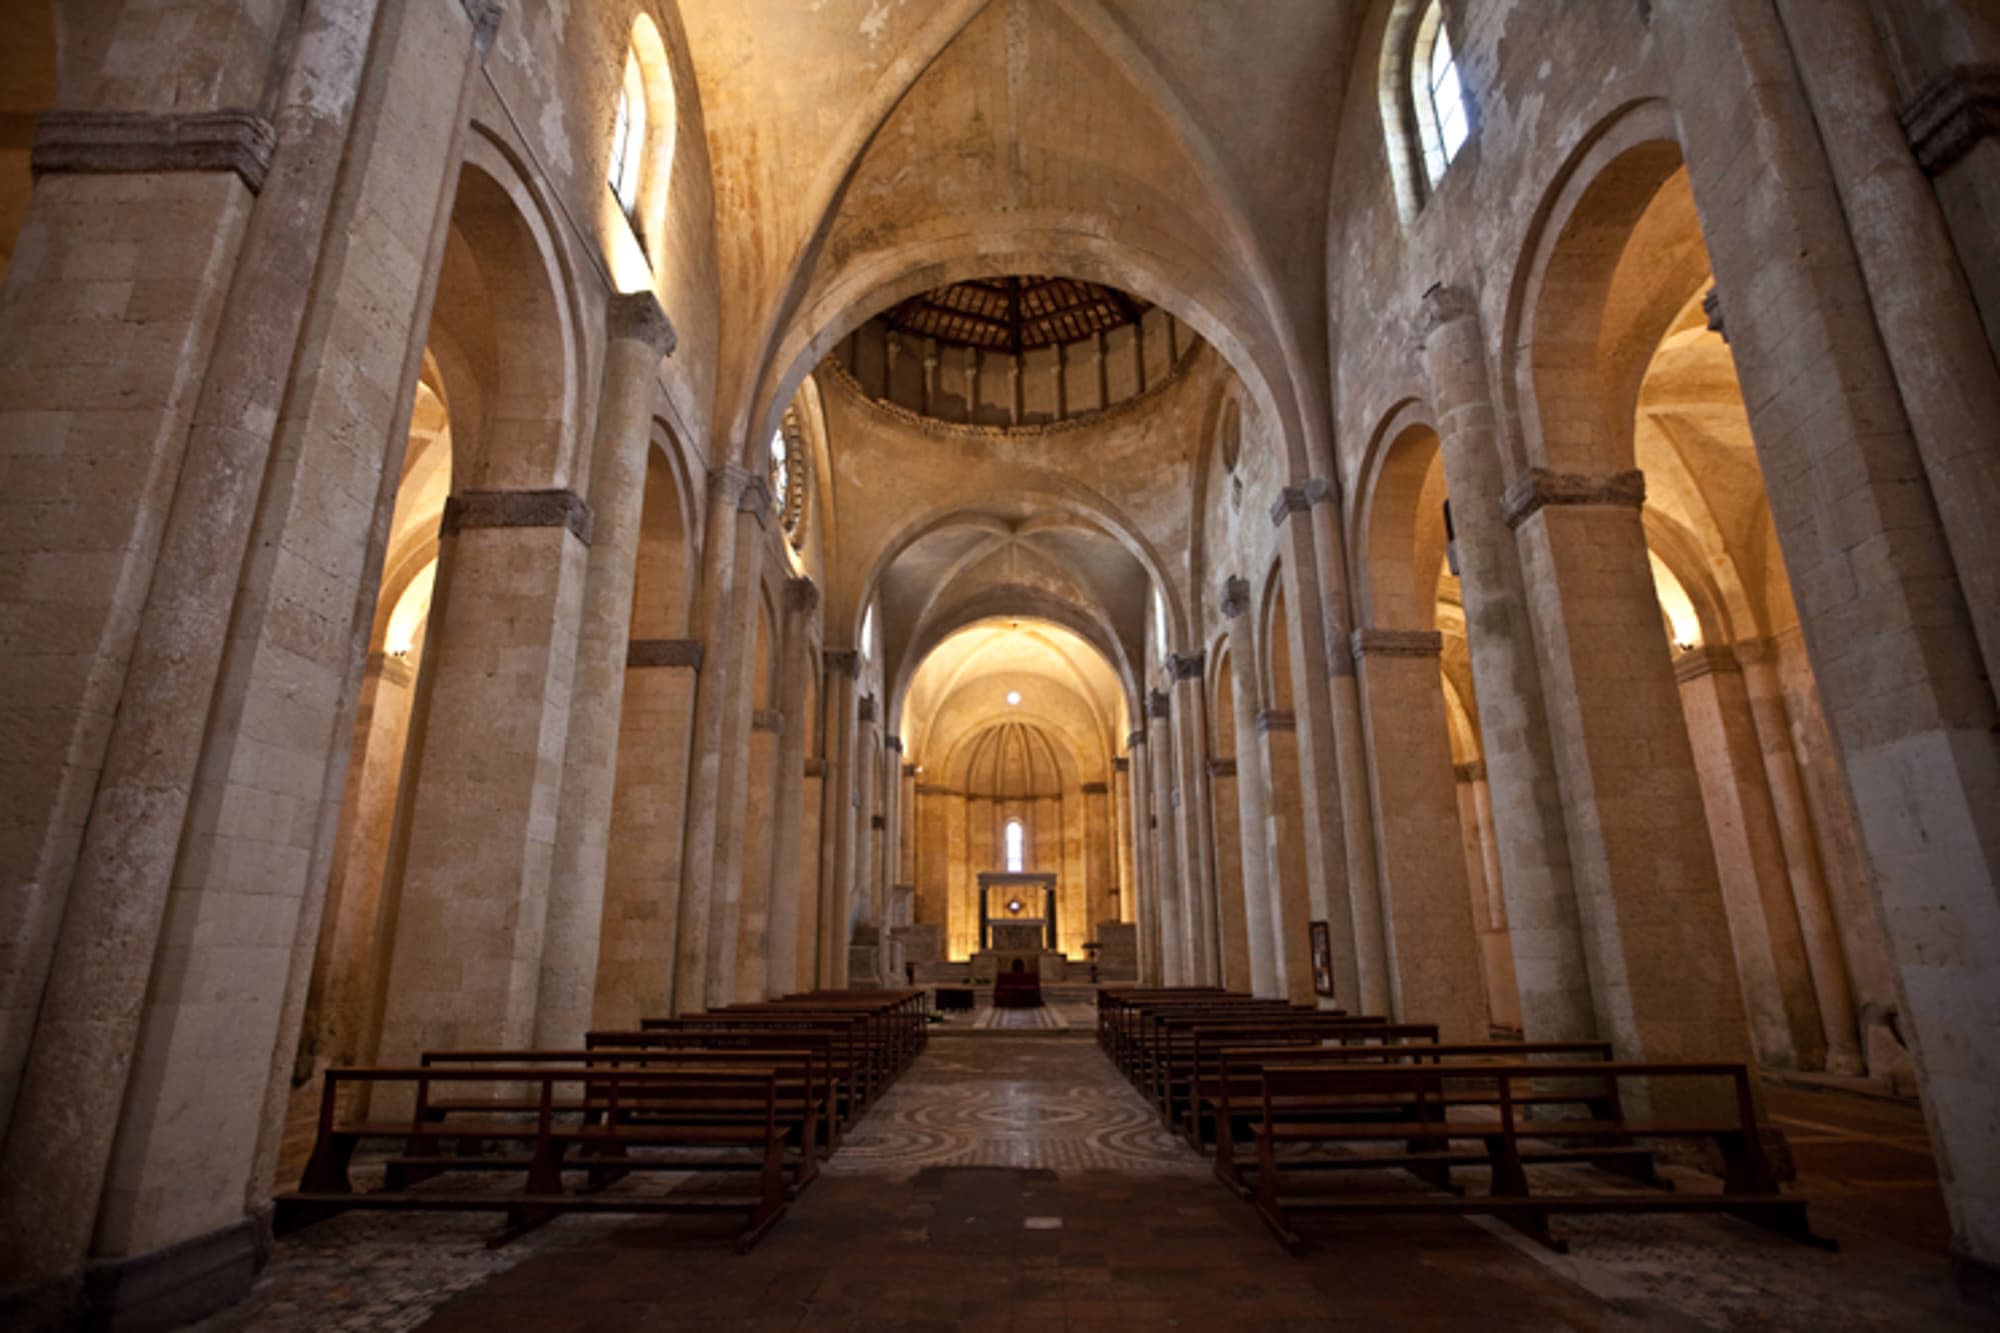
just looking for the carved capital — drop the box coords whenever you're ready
[737,475,772,528]
[1146,689,1172,722]
[857,693,877,725]
[1903,62,2000,176]
[462,0,504,58]
[1255,709,1296,734]
[1206,758,1237,779]
[1500,467,1645,530]
[627,638,703,670]
[1080,780,1110,795]
[1453,760,1486,784]
[1114,755,1131,771]
[884,735,903,754]
[1350,627,1443,660]
[1417,282,1479,340]
[443,488,594,545]
[1673,644,1738,684]
[1702,287,1727,343]
[1268,476,1333,527]
[1168,651,1205,682]
[1127,729,1148,750]
[786,576,821,613]
[824,649,859,677]
[751,709,785,733]
[1219,575,1250,619]
[32,109,276,193]
[607,289,677,356]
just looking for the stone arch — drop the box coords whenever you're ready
[1375,0,1430,223]
[1356,414,1451,633]
[1259,563,1293,712]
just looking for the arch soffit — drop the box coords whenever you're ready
[892,598,1136,741]
[1498,97,1680,479]
[1348,394,1446,629]
[1641,506,1743,648]
[940,715,1091,794]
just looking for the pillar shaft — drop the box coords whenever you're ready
[762,579,817,997]
[1224,609,1281,997]
[703,490,770,1009]
[1145,701,1185,983]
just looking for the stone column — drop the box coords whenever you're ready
[1776,0,2000,704]
[1222,580,1281,997]
[1505,467,1753,1106]
[1270,493,1368,1009]
[815,654,858,987]
[1205,761,1248,989]
[849,694,881,982]
[1112,756,1136,924]
[537,292,676,1045]
[1737,641,1862,1074]
[1256,709,1316,1004]
[1417,286,1595,1043]
[671,466,759,1013]
[373,486,593,1061]
[1675,646,1824,1070]
[1352,629,1487,1041]
[1170,652,1221,984]
[797,757,825,985]
[1083,779,1114,941]
[1662,0,2000,1262]
[594,637,700,1027]
[761,577,817,997]
[1456,761,1522,1030]
[1125,734,1157,980]
[702,483,770,1009]
[731,708,782,1002]
[1146,689,1187,983]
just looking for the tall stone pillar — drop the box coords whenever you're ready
[1256,709,1315,1004]
[815,654,859,987]
[1169,652,1221,984]
[1222,581,1281,997]
[671,466,759,1013]
[374,485,593,1060]
[1676,647,1825,1070]
[1352,629,1487,1041]
[1270,496,1368,1009]
[1505,466,1753,1102]
[1126,733,1158,981]
[1662,0,2000,1262]
[703,485,771,1008]
[1112,756,1136,924]
[1456,761,1522,1030]
[1417,286,1594,1043]
[1146,690,1187,982]
[761,577,817,997]
[1082,779,1114,941]
[849,695,881,983]
[798,756,826,985]
[1737,641,1862,1074]
[538,291,676,1045]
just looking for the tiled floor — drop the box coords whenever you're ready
[202,1035,1989,1332]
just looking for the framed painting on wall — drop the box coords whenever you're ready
[1308,920,1335,997]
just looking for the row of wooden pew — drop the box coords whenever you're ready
[275,989,927,1252]
[1098,987,1831,1255]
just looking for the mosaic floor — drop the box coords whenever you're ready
[197,1034,1988,1331]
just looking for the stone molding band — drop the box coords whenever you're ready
[627,638,703,670]
[1501,467,1645,530]
[1081,781,1110,794]
[884,735,903,753]
[824,649,859,676]
[32,110,278,193]
[1673,644,1739,684]
[1351,627,1443,660]
[1113,755,1130,771]
[443,488,594,544]
[751,709,785,733]
[607,290,678,357]
[1255,709,1296,734]
[1453,760,1486,784]
[1903,63,2000,176]
[1206,759,1236,779]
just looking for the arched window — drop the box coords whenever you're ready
[608,51,645,218]
[1004,819,1025,873]
[859,602,877,663]
[1413,1,1468,187]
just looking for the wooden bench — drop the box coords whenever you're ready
[1245,1059,1830,1255]
[1148,1013,1391,1125]
[603,1023,861,1140]
[275,1062,808,1251]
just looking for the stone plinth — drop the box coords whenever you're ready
[892,923,943,964]
[972,950,1068,982]
[990,922,1046,953]
[1094,922,1138,980]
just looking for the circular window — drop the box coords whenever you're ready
[1219,399,1241,473]
[768,408,809,547]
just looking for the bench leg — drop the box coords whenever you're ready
[1483,1134,1568,1254]
[1251,1136,1302,1257]
[582,1140,632,1193]
[298,1131,358,1195]
[738,1133,790,1253]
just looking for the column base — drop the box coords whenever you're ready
[0,1214,266,1333]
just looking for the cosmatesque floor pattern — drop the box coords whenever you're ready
[194,1034,1989,1332]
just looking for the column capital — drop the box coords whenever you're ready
[1731,636,1774,668]
[1146,689,1172,721]
[1269,476,1333,527]
[1702,287,1728,344]
[1673,644,1739,684]
[1255,709,1296,734]
[785,576,821,613]
[32,109,276,193]
[443,488,594,545]
[751,709,785,733]
[1081,780,1110,794]
[824,649,859,676]
[1219,575,1250,619]
[1114,755,1131,771]
[1902,62,2000,176]
[1126,729,1148,750]
[857,693,877,724]
[737,475,772,528]
[1206,758,1236,779]
[884,735,903,753]
[462,0,505,58]
[1417,282,1480,339]
[1500,466,1645,530]
[1168,651,1205,682]
[607,289,677,356]
[1453,759,1486,784]
[627,637,703,670]
[1350,627,1443,661]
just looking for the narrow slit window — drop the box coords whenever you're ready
[1004,819,1025,873]
[610,53,645,217]
[1414,2,1469,188]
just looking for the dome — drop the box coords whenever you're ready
[883,276,1150,352]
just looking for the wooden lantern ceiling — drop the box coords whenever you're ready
[883,275,1151,352]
